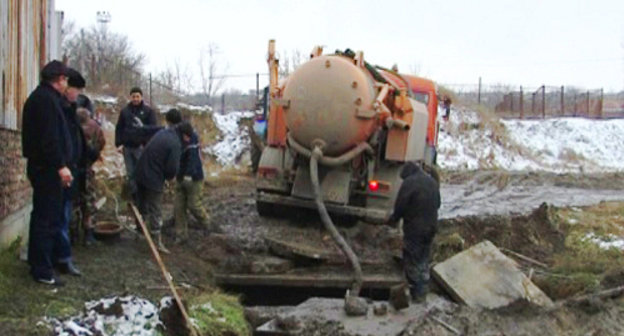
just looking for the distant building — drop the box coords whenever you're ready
[0,0,63,247]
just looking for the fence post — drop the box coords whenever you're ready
[586,91,590,118]
[599,88,604,119]
[573,94,577,117]
[560,86,564,116]
[531,92,535,116]
[221,93,225,114]
[256,72,260,101]
[510,92,514,112]
[519,86,523,119]
[541,85,545,119]
[477,77,482,105]
[149,73,153,107]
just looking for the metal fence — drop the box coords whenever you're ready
[442,79,622,119]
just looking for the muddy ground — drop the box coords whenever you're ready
[1,170,624,335]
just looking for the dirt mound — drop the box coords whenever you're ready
[436,203,565,264]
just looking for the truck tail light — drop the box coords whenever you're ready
[368,180,379,192]
[368,180,390,193]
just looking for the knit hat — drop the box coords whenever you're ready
[40,60,67,81]
[66,68,86,88]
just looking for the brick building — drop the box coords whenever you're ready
[0,0,63,247]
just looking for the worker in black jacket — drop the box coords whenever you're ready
[22,60,73,286]
[114,87,159,201]
[388,161,441,302]
[135,122,194,253]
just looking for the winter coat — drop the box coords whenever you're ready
[389,162,441,248]
[177,132,204,181]
[135,127,183,192]
[114,102,158,148]
[22,82,72,171]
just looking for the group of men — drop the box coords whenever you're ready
[22,60,215,286]
[22,61,438,303]
[114,89,216,254]
[22,61,104,285]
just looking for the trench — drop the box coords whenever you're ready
[222,285,391,306]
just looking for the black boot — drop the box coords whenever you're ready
[85,228,96,246]
[58,261,82,277]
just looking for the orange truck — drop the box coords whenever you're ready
[256,40,440,223]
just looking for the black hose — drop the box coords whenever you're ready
[310,146,363,297]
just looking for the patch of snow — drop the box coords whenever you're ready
[437,107,624,172]
[583,233,624,250]
[50,296,164,336]
[205,111,255,166]
[91,94,118,105]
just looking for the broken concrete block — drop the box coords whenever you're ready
[432,240,553,309]
[344,294,368,316]
[389,283,410,310]
[373,303,388,316]
[265,236,344,262]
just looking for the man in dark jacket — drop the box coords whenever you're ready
[174,123,216,244]
[22,60,73,286]
[115,87,158,201]
[135,122,194,253]
[388,161,441,302]
[53,68,94,276]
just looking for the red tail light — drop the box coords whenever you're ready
[368,180,379,192]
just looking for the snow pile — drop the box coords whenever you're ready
[157,102,213,114]
[583,233,624,250]
[91,94,118,105]
[205,111,255,165]
[437,107,624,172]
[50,296,168,336]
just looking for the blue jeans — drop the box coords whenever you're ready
[52,188,74,264]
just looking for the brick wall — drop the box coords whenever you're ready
[0,127,31,221]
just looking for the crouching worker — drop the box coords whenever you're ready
[174,121,219,245]
[387,161,441,302]
[135,121,194,254]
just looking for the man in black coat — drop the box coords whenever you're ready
[135,122,193,253]
[22,60,73,286]
[54,68,98,276]
[114,87,158,201]
[388,161,441,302]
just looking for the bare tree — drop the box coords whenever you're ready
[198,43,227,102]
[63,24,146,95]
[278,49,307,77]
[157,59,193,94]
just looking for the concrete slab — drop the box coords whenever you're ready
[256,297,429,336]
[432,240,553,309]
[265,236,344,262]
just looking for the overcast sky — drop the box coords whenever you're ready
[56,0,624,93]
